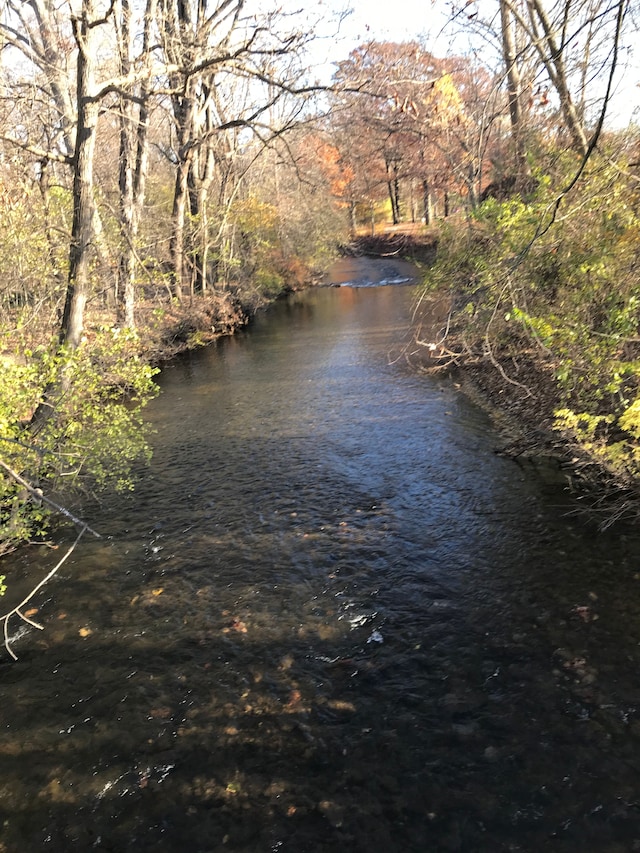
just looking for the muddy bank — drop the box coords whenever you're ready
[450,353,640,528]
[134,291,251,365]
[342,230,438,265]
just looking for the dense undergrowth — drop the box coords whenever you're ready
[0,328,158,557]
[415,151,640,522]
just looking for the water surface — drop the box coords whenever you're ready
[1,267,640,852]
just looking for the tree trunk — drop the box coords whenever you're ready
[386,157,401,225]
[60,0,99,349]
[117,0,137,327]
[116,0,155,327]
[502,0,590,157]
[31,0,98,432]
[422,178,432,225]
[525,0,589,156]
[190,101,216,294]
[393,174,401,223]
[467,162,478,211]
[169,79,197,298]
[500,0,530,178]
[170,156,190,299]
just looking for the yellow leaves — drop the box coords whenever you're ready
[429,73,465,123]
[618,396,640,439]
[78,627,92,638]
[231,196,279,235]
[326,699,357,713]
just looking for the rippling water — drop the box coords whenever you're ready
[2,265,640,852]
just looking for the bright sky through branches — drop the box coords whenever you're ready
[322,0,640,126]
[325,0,465,58]
[335,0,448,44]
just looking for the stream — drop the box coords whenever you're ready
[1,258,640,851]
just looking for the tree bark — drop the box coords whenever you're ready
[60,0,99,349]
[170,149,192,299]
[386,158,401,224]
[501,0,590,157]
[500,0,530,178]
[30,0,98,432]
[116,0,155,327]
[422,178,433,225]
[525,0,589,156]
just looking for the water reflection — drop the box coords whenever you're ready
[1,279,640,851]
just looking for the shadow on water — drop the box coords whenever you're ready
[2,271,640,851]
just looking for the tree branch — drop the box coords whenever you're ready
[0,458,101,538]
[0,525,88,660]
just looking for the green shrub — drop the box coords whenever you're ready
[0,327,158,554]
[418,153,640,479]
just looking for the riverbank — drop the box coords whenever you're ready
[134,291,252,364]
[132,229,440,364]
[428,344,640,530]
[342,226,439,266]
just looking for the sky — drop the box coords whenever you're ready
[316,0,470,61]
[333,0,450,45]
[314,0,640,126]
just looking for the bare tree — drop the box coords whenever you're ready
[114,0,157,327]
[500,0,530,178]
[329,42,488,225]
[0,0,114,293]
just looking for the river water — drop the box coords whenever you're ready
[2,260,640,852]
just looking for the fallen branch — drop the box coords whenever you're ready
[0,457,101,539]
[1,525,88,660]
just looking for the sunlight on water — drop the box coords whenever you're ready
[2,269,640,851]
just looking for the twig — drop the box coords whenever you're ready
[0,457,101,538]
[0,525,88,660]
[483,280,534,397]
